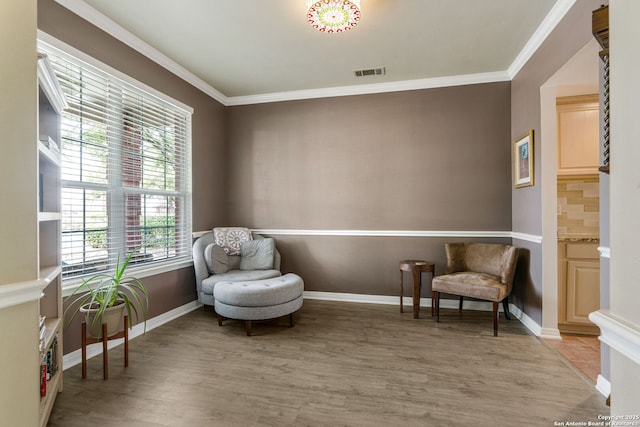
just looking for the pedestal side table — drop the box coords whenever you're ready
[399,260,435,319]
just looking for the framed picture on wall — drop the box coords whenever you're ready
[514,130,534,188]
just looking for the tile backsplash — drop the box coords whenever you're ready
[557,177,600,239]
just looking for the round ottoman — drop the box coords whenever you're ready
[214,273,304,336]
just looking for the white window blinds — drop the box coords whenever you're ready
[39,41,192,280]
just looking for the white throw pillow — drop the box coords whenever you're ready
[213,227,252,255]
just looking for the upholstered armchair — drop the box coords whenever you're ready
[432,242,518,336]
[193,230,281,307]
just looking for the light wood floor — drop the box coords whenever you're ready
[546,334,601,383]
[49,300,609,426]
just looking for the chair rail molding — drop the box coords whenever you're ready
[194,229,542,242]
[597,246,610,258]
[251,229,513,238]
[0,279,47,310]
[589,309,640,366]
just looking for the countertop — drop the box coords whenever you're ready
[558,237,600,243]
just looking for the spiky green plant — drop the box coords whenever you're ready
[64,252,149,332]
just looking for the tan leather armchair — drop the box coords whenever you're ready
[432,242,518,336]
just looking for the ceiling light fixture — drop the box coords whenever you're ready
[307,0,361,33]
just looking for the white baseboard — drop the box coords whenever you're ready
[64,292,548,369]
[63,300,202,370]
[596,374,611,398]
[506,303,547,337]
[303,291,543,335]
[304,291,505,312]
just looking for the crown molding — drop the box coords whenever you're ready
[55,0,574,106]
[53,0,228,105]
[38,31,195,114]
[507,0,577,78]
[226,71,511,106]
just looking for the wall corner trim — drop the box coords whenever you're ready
[589,310,640,366]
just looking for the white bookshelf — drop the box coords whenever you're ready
[36,52,67,427]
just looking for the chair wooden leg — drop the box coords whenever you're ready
[289,313,294,327]
[245,320,252,336]
[502,298,511,320]
[492,301,499,337]
[102,323,108,380]
[81,322,87,379]
[459,296,464,310]
[399,270,404,313]
[435,291,440,323]
[412,267,421,319]
[431,291,435,316]
[217,314,223,326]
[123,315,129,368]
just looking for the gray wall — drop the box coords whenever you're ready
[510,0,605,324]
[38,0,227,353]
[228,83,512,296]
[38,0,227,233]
[38,0,610,352]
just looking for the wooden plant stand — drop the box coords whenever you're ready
[81,315,129,380]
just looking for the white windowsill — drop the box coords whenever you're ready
[61,258,193,297]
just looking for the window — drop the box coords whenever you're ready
[39,40,192,280]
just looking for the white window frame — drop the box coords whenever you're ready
[37,31,194,295]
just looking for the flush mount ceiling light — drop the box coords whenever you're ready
[307,0,361,33]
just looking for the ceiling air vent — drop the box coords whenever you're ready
[354,67,386,77]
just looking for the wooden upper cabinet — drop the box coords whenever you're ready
[557,95,599,176]
[557,242,600,335]
[592,5,609,51]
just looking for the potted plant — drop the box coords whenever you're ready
[64,252,149,339]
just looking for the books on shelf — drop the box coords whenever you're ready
[47,337,58,377]
[40,364,47,397]
[38,316,46,351]
[40,335,58,396]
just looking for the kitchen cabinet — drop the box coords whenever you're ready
[558,241,600,335]
[557,95,600,176]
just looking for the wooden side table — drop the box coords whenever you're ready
[399,260,435,319]
[81,315,129,380]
